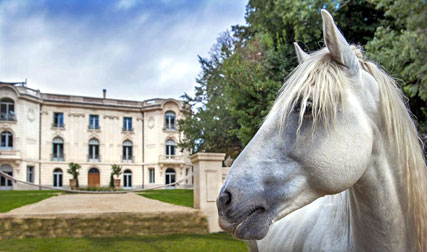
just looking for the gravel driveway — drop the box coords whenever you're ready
[1,193,197,216]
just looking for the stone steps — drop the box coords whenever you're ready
[0,212,208,240]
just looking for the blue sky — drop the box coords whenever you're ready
[0,0,246,100]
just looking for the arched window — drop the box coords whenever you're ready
[0,164,13,189]
[0,131,13,150]
[88,138,100,161]
[165,168,176,187]
[165,139,176,156]
[164,111,176,130]
[123,169,132,189]
[53,168,63,188]
[122,140,133,161]
[0,98,15,121]
[52,137,64,161]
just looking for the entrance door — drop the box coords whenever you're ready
[0,165,13,190]
[165,168,176,188]
[123,170,132,189]
[88,168,100,188]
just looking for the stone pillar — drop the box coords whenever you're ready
[190,152,225,233]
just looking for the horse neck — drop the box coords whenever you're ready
[348,129,413,251]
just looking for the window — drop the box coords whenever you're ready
[27,166,34,183]
[89,115,99,129]
[122,140,133,161]
[0,98,15,121]
[164,111,176,130]
[165,139,176,156]
[123,170,132,189]
[88,138,100,161]
[149,168,155,183]
[165,168,176,187]
[0,165,13,189]
[53,168,63,188]
[185,168,189,184]
[123,117,132,131]
[0,131,13,150]
[52,137,64,161]
[53,112,64,128]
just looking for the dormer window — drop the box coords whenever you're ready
[165,111,176,130]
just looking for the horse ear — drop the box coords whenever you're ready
[294,42,309,63]
[321,9,359,73]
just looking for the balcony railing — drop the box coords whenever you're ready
[51,153,65,161]
[159,154,183,164]
[88,125,101,131]
[51,123,65,129]
[87,154,101,162]
[122,127,134,132]
[163,126,177,131]
[122,155,135,163]
[0,113,16,121]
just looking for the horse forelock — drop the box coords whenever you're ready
[267,45,427,250]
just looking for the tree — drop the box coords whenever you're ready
[366,0,427,139]
[180,0,423,157]
[111,164,122,179]
[67,162,81,188]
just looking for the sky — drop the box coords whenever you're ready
[0,0,246,101]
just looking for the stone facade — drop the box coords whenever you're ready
[0,82,192,190]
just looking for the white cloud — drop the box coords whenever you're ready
[115,0,137,11]
[0,0,246,100]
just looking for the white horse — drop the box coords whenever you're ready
[217,10,427,252]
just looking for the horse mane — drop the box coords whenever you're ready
[267,46,427,250]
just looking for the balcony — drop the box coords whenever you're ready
[51,153,65,161]
[159,154,184,165]
[87,125,101,131]
[0,113,16,121]
[0,150,21,162]
[51,123,65,129]
[122,155,135,163]
[163,126,178,132]
[87,154,101,162]
[122,127,134,133]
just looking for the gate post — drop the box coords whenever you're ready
[190,153,226,233]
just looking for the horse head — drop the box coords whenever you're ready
[217,9,381,240]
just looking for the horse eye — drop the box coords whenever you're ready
[294,99,312,115]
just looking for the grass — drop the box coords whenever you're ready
[0,190,60,213]
[0,233,247,252]
[139,189,194,208]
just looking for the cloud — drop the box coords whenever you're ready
[115,0,137,11]
[0,0,246,100]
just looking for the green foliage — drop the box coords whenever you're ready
[0,233,246,252]
[0,190,60,213]
[366,0,427,136]
[109,173,114,189]
[111,164,122,178]
[67,162,81,188]
[140,189,194,208]
[180,0,425,156]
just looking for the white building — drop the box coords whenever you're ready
[0,81,193,190]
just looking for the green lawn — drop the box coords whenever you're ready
[0,190,60,213]
[0,233,247,252]
[139,189,194,208]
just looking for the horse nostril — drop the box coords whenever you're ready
[218,190,232,211]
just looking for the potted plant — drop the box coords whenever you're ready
[67,162,81,189]
[111,164,122,188]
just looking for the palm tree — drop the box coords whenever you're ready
[67,162,81,189]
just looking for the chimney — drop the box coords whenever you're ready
[102,89,107,99]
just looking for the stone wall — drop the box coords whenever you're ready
[0,212,208,240]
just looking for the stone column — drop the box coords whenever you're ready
[190,152,225,233]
